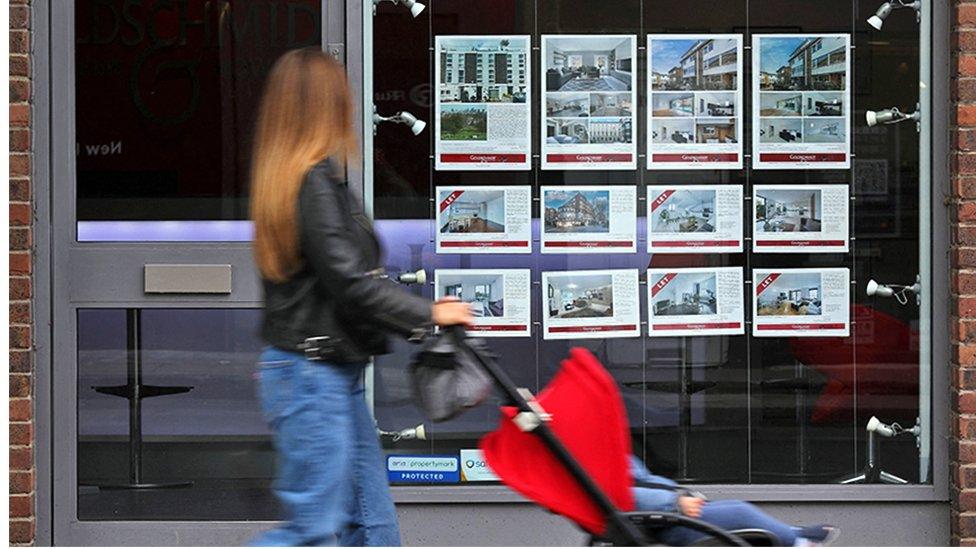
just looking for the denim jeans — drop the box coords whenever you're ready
[250,347,400,547]
[629,456,796,546]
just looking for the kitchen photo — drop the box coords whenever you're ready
[547,274,614,318]
[651,272,718,316]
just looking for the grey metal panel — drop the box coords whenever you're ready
[31,0,52,544]
[144,264,233,294]
[929,0,952,502]
[67,247,258,303]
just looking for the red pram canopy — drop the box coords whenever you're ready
[479,347,635,536]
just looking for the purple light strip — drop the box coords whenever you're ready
[77,221,255,242]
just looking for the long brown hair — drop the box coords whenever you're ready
[250,48,357,282]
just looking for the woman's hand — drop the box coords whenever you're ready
[432,297,474,327]
[677,496,704,518]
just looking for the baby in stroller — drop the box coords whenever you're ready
[629,456,838,546]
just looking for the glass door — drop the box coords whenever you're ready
[52,1,334,544]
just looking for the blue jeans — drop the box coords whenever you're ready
[250,347,400,547]
[630,457,796,546]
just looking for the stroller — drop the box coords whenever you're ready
[412,327,781,547]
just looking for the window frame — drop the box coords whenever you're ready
[346,0,950,503]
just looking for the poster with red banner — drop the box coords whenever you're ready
[435,36,532,171]
[540,186,636,253]
[752,268,850,337]
[542,269,640,340]
[752,34,851,170]
[753,184,849,253]
[647,267,744,336]
[647,185,743,253]
[646,34,744,170]
[541,35,637,170]
[435,186,532,253]
[434,269,531,337]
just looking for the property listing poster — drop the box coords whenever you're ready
[646,185,743,253]
[647,267,745,336]
[541,35,637,170]
[752,34,851,170]
[646,34,744,170]
[540,186,636,253]
[752,268,850,337]
[434,269,531,337]
[753,184,849,253]
[542,269,640,340]
[435,186,532,253]
[435,36,532,171]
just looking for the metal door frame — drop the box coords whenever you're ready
[43,1,343,545]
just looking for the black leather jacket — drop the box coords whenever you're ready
[260,159,433,363]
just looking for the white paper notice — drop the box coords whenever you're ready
[646,35,744,170]
[540,186,636,253]
[434,269,531,337]
[647,267,745,336]
[435,186,531,254]
[752,34,851,170]
[647,185,743,253]
[435,36,532,171]
[753,184,849,253]
[542,269,640,340]
[541,35,637,170]
[752,268,850,337]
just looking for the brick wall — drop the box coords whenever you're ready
[9,0,34,545]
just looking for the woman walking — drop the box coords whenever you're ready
[249,48,472,546]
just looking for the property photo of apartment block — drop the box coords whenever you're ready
[589,117,632,144]
[544,190,610,233]
[759,36,846,91]
[650,37,738,91]
[755,188,822,232]
[440,38,528,103]
[545,36,634,92]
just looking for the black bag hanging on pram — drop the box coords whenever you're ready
[409,326,494,422]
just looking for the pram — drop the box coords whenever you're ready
[416,328,781,547]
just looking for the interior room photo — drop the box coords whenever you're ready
[651,93,694,116]
[547,275,614,318]
[439,190,505,233]
[755,189,822,232]
[759,118,803,143]
[651,118,695,144]
[695,119,736,143]
[546,36,633,92]
[439,273,505,318]
[651,190,716,233]
[546,93,589,117]
[756,273,823,316]
[652,273,718,316]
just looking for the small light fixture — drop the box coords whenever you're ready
[865,103,921,130]
[867,0,921,30]
[373,0,426,18]
[866,275,921,305]
[373,106,427,135]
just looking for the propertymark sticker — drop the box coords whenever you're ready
[387,455,460,484]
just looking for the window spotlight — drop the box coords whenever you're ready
[866,275,921,305]
[867,0,921,31]
[865,104,921,128]
[373,0,426,18]
[373,106,427,136]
